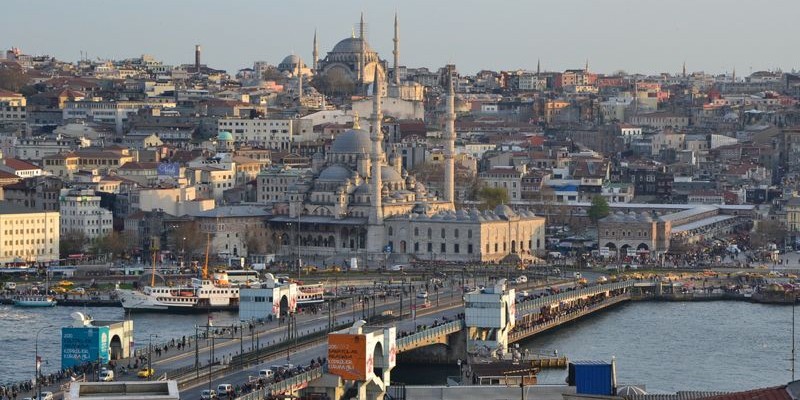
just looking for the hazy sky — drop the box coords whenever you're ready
[3,0,799,76]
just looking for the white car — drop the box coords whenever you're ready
[38,393,54,400]
[200,389,218,399]
[416,291,428,299]
[515,275,528,284]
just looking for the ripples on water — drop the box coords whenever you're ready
[522,301,794,392]
[0,305,241,384]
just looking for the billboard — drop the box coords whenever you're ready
[328,333,367,380]
[156,162,181,177]
[61,326,110,368]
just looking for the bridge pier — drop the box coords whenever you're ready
[464,279,516,357]
[327,321,397,400]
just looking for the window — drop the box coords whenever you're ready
[440,243,446,253]
[441,228,446,239]
[414,242,419,252]
[427,242,432,252]
[468,230,472,239]
[454,243,460,253]
[388,227,393,236]
[414,227,419,236]
[468,244,473,254]
[427,228,432,239]
[454,229,459,238]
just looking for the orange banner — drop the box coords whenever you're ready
[328,334,367,380]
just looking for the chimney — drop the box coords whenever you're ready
[195,45,201,72]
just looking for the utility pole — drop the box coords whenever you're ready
[195,325,199,378]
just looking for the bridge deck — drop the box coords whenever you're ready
[510,293,631,342]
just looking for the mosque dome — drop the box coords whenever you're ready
[381,165,404,184]
[278,55,305,72]
[318,165,353,181]
[330,38,378,61]
[217,131,234,141]
[330,129,372,155]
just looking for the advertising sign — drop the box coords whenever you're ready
[61,326,110,369]
[156,162,181,177]
[328,333,367,380]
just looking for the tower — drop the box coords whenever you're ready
[369,67,384,225]
[393,12,400,85]
[297,57,304,101]
[358,13,366,83]
[443,71,456,206]
[682,61,686,78]
[367,67,386,260]
[195,45,201,72]
[312,30,318,71]
[537,59,541,76]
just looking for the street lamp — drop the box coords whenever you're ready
[457,359,462,384]
[148,334,158,381]
[35,326,49,400]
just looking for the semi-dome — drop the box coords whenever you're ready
[217,131,234,141]
[381,165,403,183]
[494,204,516,219]
[330,129,372,154]
[318,165,353,181]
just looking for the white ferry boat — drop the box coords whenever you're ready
[116,277,239,312]
[14,295,57,307]
[296,283,324,305]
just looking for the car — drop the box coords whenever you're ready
[99,369,114,381]
[200,389,218,399]
[3,282,16,291]
[216,383,233,398]
[70,287,86,295]
[258,369,274,380]
[416,291,428,299]
[389,264,406,271]
[137,367,155,378]
[515,275,528,284]
[38,392,54,400]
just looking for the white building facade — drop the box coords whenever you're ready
[59,189,113,240]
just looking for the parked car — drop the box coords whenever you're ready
[99,369,114,381]
[137,367,155,378]
[200,389,218,399]
[258,369,274,380]
[416,291,428,299]
[515,275,528,284]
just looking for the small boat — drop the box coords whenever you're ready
[14,295,57,307]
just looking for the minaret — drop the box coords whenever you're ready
[682,61,686,78]
[312,30,318,71]
[443,72,456,206]
[732,66,736,82]
[297,57,303,101]
[537,59,541,76]
[393,12,400,85]
[369,67,384,225]
[585,58,589,73]
[195,45,201,72]
[358,13,366,87]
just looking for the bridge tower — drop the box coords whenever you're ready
[327,321,397,400]
[464,279,516,357]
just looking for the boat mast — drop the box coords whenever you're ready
[150,236,158,287]
[203,233,211,280]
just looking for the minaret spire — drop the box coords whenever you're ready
[393,12,400,85]
[537,59,541,76]
[443,70,456,206]
[360,12,365,39]
[297,57,303,102]
[585,58,589,73]
[312,29,318,71]
[682,61,686,78]
[369,67,384,225]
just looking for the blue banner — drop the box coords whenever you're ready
[157,162,180,177]
[61,326,110,368]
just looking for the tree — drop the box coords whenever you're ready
[751,219,787,249]
[587,196,610,223]
[60,230,87,257]
[167,221,208,260]
[477,187,509,210]
[91,231,133,259]
[0,66,29,92]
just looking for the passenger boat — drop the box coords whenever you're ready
[14,295,57,307]
[296,283,324,306]
[115,235,239,313]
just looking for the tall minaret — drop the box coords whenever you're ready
[443,71,456,206]
[358,13,366,85]
[312,30,318,71]
[369,67,384,225]
[297,57,303,101]
[393,12,400,85]
[537,59,541,76]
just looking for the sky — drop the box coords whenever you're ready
[3,0,799,77]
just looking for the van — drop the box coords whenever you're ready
[216,383,233,398]
[99,370,114,382]
[258,369,274,380]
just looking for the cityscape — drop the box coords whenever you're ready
[1,3,800,400]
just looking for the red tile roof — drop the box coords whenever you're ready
[3,158,41,171]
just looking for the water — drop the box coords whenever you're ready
[0,302,796,392]
[0,305,241,385]
[519,301,794,393]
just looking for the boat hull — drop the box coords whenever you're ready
[116,289,238,313]
[14,300,57,307]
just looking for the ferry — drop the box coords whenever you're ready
[296,283,324,306]
[116,277,239,312]
[115,236,239,313]
[14,295,57,307]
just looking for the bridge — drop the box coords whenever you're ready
[228,280,637,399]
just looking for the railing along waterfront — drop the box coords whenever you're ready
[235,366,325,400]
[396,320,465,352]
[510,293,631,342]
[516,280,634,315]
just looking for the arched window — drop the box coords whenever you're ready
[388,227,393,236]
[441,228,446,239]
[427,228,432,239]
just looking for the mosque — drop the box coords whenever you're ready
[264,62,546,267]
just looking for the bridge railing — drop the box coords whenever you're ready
[397,320,465,352]
[235,366,324,400]
[516,281,634,315]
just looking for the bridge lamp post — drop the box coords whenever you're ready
[457,359,462,383]
[148,334,158,381]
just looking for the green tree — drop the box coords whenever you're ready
[587,196,610,223]
[60,230,87,257]
[477,187,509,210]
[91,231,135,259]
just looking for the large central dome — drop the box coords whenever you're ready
[330,128,371,155]
[332,37,374,54]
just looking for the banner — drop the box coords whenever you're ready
[328,334,367,380]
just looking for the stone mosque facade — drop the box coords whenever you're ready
[265,59,545,266]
